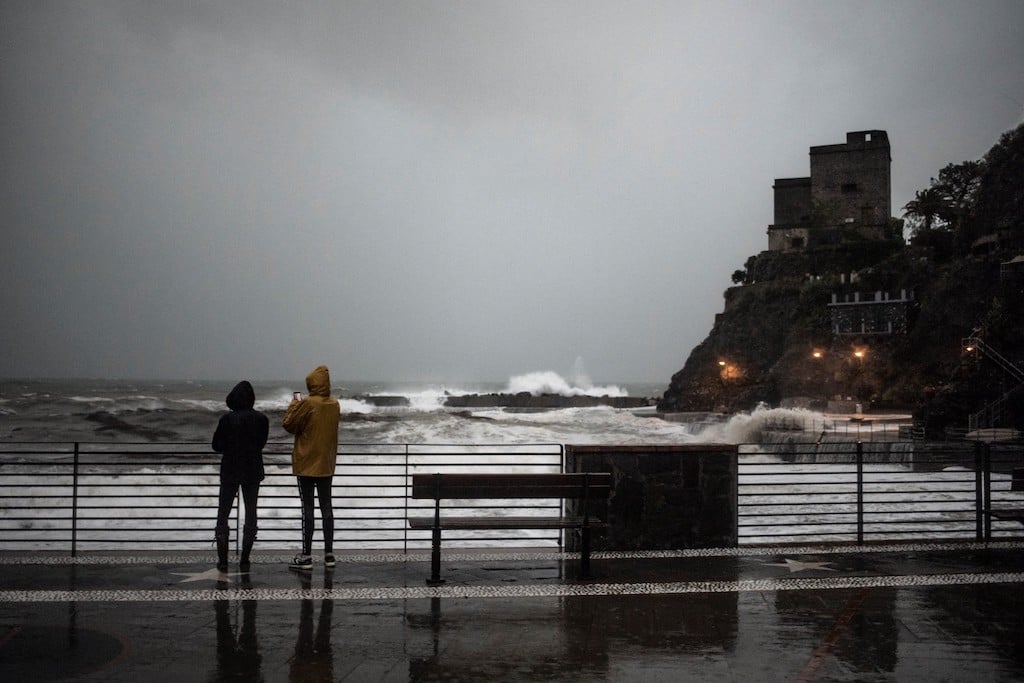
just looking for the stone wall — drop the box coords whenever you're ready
[772,177,812,226]
[564,444,738,550]
[809,130,891,235]
[768,130,893,251]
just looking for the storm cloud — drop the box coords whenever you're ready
[2,1,1022,383]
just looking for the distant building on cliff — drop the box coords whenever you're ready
[827,289,914,336]
[768,130,898,252]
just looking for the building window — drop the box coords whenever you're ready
[790,237,804,248]
[842,183,859,193]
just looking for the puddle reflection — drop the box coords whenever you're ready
[212,576,261,680]
[406,591,739,680]
[288,570,334,682]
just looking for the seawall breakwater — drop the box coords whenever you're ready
[354,393,656,409]
[755,435,1022,473]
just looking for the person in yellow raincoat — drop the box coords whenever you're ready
[283,365,340,570]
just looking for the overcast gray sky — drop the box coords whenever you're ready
[2,1,1022,385]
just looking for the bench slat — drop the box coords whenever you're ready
[412,485,612,499]
[987,508,1024,521]
[408,515,607,530]
[411,473,612,500]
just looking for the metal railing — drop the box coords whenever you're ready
[737,441,1024,544]
[3,440,1021,554]
[0,442,564,555]
[760,415,911,442]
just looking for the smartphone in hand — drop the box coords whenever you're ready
[293,391,302,401]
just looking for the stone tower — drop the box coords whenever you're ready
[768,130,893,251]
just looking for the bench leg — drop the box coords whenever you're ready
[428,525,445,586]
[580,526,591,579]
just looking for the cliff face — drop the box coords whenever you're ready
[660,123,1024,434]
[658,248,1022,426]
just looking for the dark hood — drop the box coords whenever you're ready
[226,381,256,411]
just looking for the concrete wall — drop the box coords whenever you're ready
[565,444,738,550]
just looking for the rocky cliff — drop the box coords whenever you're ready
[659,123,1024,437]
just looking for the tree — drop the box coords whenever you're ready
[902,186,948,236]
[973,122,1024,237]
[933,161,984,225]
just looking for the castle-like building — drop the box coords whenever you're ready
[768,130,897,251]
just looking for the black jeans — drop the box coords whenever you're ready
[217,482,259,529]
[297,476,334,555]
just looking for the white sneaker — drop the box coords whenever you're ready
[289,555,313,571]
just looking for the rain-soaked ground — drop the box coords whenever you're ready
[2,542,1023,681]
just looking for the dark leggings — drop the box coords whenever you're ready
[297,476,334,555]
[217,482,259,528]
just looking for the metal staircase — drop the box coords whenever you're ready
[962,329,1024,431]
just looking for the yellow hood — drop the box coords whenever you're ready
[305,365,331,397]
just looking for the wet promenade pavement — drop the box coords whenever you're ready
[2,542,1024,681]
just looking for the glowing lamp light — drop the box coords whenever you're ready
[812,351,823,359]
[718,360,727,366]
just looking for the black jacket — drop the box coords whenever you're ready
[212,381,269,485]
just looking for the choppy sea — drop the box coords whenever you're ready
[1,374,950,551]
[0,373,845,446]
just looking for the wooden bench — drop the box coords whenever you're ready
[409,472,611,585]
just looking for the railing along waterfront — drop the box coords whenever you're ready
[0,442,564,555]
[737,441,1024,544]
[761,415,917,442]
[3,441,1022,555]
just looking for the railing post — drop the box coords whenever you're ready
[71,442,79,558]
[404,445,409,555]
[975,441,985,541]
[856,441,864,544]
[559,445,566,553]
[981,442,993,541]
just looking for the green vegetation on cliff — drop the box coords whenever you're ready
[659,123,1024,437]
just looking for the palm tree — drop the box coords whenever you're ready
[902,186,948,235]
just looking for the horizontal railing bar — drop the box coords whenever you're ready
[738,531,859,537]
[740,516,976,526]
[4,440,1019,551]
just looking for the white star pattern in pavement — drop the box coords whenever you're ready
[170,568,237,583]
[764,558,837,573]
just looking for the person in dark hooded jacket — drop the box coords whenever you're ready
[212,380,269,573]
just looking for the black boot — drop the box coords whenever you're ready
[239,524,257,573]
[215,525,230,573]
